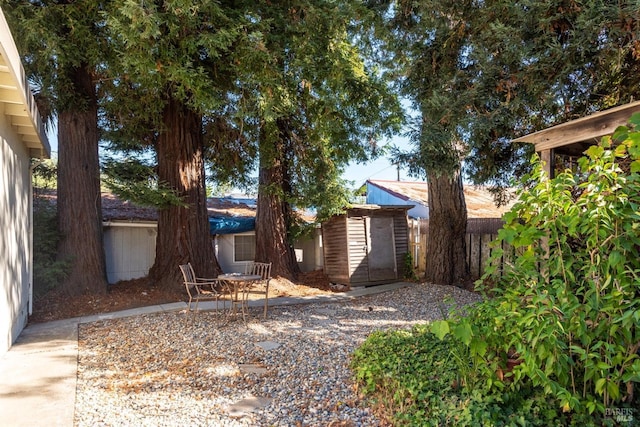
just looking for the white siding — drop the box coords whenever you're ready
[293,227,324,272]
[103,224,157,283]
[0,111,31,355]
[215,232,253,274]
[0,7,50,356]
[215,230,324,274]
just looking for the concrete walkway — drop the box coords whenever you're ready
[0,282,411,427]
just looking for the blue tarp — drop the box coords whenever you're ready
[209,216,255,235]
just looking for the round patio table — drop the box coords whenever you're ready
[218,273,262,321]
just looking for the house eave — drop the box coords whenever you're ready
[0,8,50,159]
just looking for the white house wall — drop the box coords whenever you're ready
[102,227,324,282]
[366,184,429,218]
[215,230,324,274]
[215,232,250,274]
[0,108,31,355]
[103,224,157,283]
[293,228,324,272]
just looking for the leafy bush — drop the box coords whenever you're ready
[403,251,419,281]
[351,325,575,426]
[430,116,640,422]
[32,161,70,298]
[471,116,640,416]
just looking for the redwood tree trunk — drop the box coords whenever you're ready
[425,170,469,287]
[149,97,220,289]
[255,119,300,280]
[57,63,108,296]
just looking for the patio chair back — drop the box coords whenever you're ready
[245,261,272,281]
[178,263,222,320]
[244,262,272,318]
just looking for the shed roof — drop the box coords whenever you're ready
[511,101,640,155]
[0,8,49,158]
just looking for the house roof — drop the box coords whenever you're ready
[101,193,257,222]
[0,8,49,158]
[511,101,640,155]
[367,179,513,218]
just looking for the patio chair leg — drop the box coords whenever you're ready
[263,284,269,319]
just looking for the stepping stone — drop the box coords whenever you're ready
[238,363,268,375]
[314,308,337,316]
[255,341,281,351]
[227,395,273,418]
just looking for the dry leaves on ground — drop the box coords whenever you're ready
[30,270,337,324]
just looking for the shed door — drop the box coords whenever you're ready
[366,217,397,281]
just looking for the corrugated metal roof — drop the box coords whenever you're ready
[367,179,514,218]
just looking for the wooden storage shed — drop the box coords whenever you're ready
[321,205,411,287]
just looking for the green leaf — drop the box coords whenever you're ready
[430,320,450,340]
[629,112,640,127]
[452,321,473,345]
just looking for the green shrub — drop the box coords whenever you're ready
[351,325,576,426]
[403,251,419,281]
[472,116,640,416]
[33,195,70,299]
[433,115,640,422]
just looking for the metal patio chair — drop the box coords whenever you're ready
[243,262,272,318]
[179,263,224,320]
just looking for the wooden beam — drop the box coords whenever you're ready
[540,149,554,178]
[512,101,640,152]
[10,115,32,126]
[0,87,21,103]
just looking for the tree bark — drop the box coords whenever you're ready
[149,97,220,289]
[56,63,108,296]
[424,170,470,287]
[255,118,301,280]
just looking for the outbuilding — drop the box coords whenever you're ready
[321,205,411,287]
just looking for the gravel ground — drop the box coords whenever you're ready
[75,283,482,427]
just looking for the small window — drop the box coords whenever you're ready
[234,235,255,262]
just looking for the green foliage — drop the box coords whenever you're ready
[32,160,57,190]
[2,0,111,114]
[32,197,70,299]
[403,251,418,281]
[351,325,576,426]
[102,158,186,209]
[461,119,640,418]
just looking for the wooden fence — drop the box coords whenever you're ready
[408,217,507,281]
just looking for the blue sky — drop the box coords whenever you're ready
[342,134,421,189]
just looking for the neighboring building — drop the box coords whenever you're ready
[366,180,429,218]
[101,194,323,283]
[102,193,158,283]
[0,8,50,355]
[365,179,512,218]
